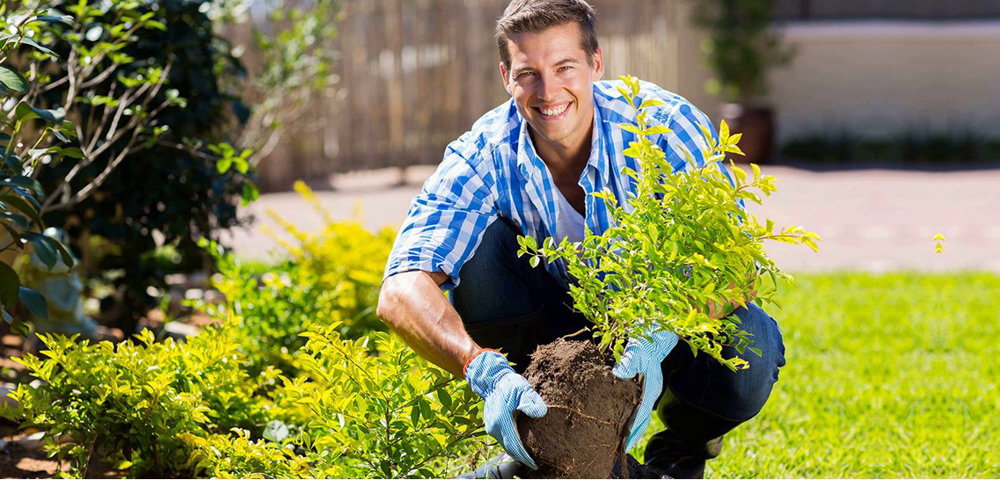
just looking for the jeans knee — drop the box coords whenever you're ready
[722,304,785,419]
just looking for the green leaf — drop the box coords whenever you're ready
[59,147,85,159]
[15,102,65,124]
[18,36,57,57]
[0,262,19,307]
[216,158,232,173]
[0,176,43,196]
[38,15,74,25]
[618,123,641,135]
[18,287,47,320]
[52,129,70,143]
[21,233,57,269]
[639,98,664,109]
[0,66,29,95]
[0,212,29,229]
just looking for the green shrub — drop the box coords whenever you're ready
[201,181,395,376]
[0,328,266,477]
[180,429,312,479]
[276,324,486,478]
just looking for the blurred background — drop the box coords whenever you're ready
[256,0,1000,190]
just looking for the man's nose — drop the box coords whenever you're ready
[536,74,559,101]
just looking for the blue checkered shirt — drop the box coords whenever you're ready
[384,79,730,290]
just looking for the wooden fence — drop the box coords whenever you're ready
[256,0,712,191]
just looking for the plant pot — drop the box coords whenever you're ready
[719,103,775,164]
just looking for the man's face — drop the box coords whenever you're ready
[501,22,604,156]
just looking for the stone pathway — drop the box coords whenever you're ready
[224,165,1000,273]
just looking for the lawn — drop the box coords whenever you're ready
[632,272,1000,478]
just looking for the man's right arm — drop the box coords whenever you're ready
[376,270,481,378]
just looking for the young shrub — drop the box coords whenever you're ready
[264,180,397,335]
[285,323,488,478]
[180,429,312,479]
[520,75,820,369]
[0,327,267,477]
[198,182,395,376]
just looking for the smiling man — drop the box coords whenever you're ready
[376,0,786,478]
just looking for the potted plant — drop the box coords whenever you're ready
[513,76,819,478]
[691,0,796,164]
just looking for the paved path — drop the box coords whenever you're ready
[224,165,1000,273]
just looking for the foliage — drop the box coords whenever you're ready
[210,0,342,163]
[180,429,312,479]
[264,181,395,333]
[519,76,819,370]
[633,272,1000,478]
[3,0,342,335]
[199,181,394,376]
[0,6,77,335]
[277,324,487,478]
[0,326,269,477]
[690,0,795,103]
[14,0,256,334]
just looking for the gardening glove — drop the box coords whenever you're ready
[465,349,547,470]
[612,330,679,453]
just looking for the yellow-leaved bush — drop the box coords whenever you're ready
[2,183,489,478]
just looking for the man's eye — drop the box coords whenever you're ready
[558,65,572,72]
[517,72,536,80]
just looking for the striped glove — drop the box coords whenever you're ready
[612,330,679,452]
[465,349,547,470]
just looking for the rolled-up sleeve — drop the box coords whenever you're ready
[384,148,498,291]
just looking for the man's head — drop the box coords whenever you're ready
[497,0,604,159]
[496,0,599,73]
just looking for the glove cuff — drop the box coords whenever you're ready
[464,349,512,398]
[463,347,500,379]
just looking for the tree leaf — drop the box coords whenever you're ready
[0,262,19,307]
[0,66,29,95]
[21,232,57,269]
[59,147,85,159]
[17,36,57,57]
[14,102,64,124]
[0,212,29,229]
[38,15,74,25]
[18,286,47,320]
[0,176,44,196]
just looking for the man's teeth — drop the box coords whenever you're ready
[539,104,568,116]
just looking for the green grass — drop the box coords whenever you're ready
[631,272,1000,478]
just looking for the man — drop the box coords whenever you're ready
[376,0,786,477]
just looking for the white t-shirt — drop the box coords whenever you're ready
[553,187,586,244]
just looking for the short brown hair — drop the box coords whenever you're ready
[495,0,599,71]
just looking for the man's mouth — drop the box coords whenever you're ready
[534,102,570,118]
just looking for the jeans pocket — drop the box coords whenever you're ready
[465,308,543,373]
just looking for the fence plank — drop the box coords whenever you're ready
[251,0,696,191]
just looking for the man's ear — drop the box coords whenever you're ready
[591,46,605,81]
[499,62,512,96]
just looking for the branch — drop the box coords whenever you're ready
[44,123,142,211]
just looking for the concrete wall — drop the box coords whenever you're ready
[768,21,1000,144]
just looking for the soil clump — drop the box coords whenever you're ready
[517,338,642,478]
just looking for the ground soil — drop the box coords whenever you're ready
[517,338,642,478]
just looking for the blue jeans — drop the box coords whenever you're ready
[452,218,786,448]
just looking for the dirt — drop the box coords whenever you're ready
[517,338,642,478]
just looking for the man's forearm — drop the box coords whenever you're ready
[376,270,481,378]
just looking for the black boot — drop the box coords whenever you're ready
[455,453,523,479]
[643,389,741,479]
[643,430,723,479]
